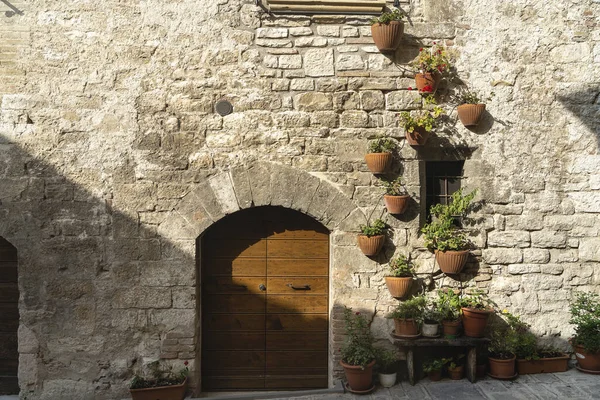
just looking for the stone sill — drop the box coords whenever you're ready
[263,0,385,14]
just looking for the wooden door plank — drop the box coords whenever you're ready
[0,376,19,396]
[202,350,265,369]
[266,314,328,332]
[264,376,327,389]
[203,314,266,332]
[268,229,328,240]
[202,376,265,390]
[266,295,328,314]
[203,277,266,295]
[204,258,266,277]
[266,278,328,294]
[204,332,265,350]
[204,294,265,314]
[267,332,328,351]
[267,259,328,277]
[0,359,18,374]
[266,351,327,369]
[204,239,266,259]
[0,284,18,303]
[267,240,328,258]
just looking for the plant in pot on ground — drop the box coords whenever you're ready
[460,289,496,338]
[514,326,569,375]
[448,354,466,380]
[410,43,453,93]
[340,307,376,392]
[436,289,462,338]
[487,310,523,379]
[569,292,600,372]
[385,254,415,299]
[387,294,426,337]
[375,347,399,388]
[423,358,451,381]
[130,360,189,400]
[365,138,395,174]
[421,188,478,274]
[382,177,410,214]
[399,95,444,146]
[370,8,406,53]
[422,306,442,338]
[358,218,388,256]
[455,89,494,127]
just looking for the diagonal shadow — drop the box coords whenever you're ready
[1,0,23,16]
[557,85,600,149]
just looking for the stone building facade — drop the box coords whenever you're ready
[0,0,599,398]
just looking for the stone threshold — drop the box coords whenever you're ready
[193,382,344,399]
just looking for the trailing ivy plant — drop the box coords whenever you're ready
[371,8,406,25]
[367,138,396,153]
[569,292,600,353]
[359,218,387,237]
[340,307,376,368]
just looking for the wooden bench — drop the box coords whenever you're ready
[391,336,490,385]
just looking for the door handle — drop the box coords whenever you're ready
[287,284,311,291]
[259,284,266,291]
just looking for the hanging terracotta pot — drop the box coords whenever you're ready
[394,318,419,336]
[448,365,464,380]
[414,72,441,93]
[130,378,187,400]
[357,234,385,256]
[457,104,486,127]
[405,127,430,146]
[385,276,413,298]
[442,320,461,338]
[341,360,375,391]
[573,344,600,372]
[384,194,409,214]
[364,152,392,174]
[461,307,493,338]
[435,250,469,274]
[371,22,404,53]
[488,355,516,378]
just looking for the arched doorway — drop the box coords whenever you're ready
[200,206,329,391]
[0,237,18,395]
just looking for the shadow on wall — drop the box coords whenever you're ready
[557,85,600,148]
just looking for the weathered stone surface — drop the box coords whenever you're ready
[482,249,523,264]
[385,91,421,110]
[294,92,333,111]
[488,230,531,248]
[531,231,568,248]
[579,238,600,261]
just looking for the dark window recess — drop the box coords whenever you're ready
[425,161,465,220]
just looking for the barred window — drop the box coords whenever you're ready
[425,161,465,220]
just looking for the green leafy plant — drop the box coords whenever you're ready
[421,189,477,251]
[411,43,454,74]
[569,292,600,353]
[130,360,189,389]
[436,289,461,322]
[359,218,387,237]
[375,347,398,374]
[423,357,451,373]
[448,354,465,370]
[387,295,426,321]
[388,255,415,278]
[371,8,406,24]
[367,138,396,153]
[383,177,407,196]
[460,289,496,311]
[456,89,494,105]
[341,307,376,368]
[423,306,442,324]
[488,310,528,359]
[399,96,444,134]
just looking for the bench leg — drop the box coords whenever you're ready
[467,347,476,383]
[407,349,415,386]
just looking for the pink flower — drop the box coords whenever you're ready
[407,86,413,91]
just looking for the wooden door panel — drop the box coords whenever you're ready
[267,332,328,351]
[267,295,328,314]
[204,294,265,314]
[203,277,265,295]
[266,351,327,369]
[0,265,17,283]
[0,284,18,302]
[202,376,265,390]
[204,333,265,350]
[203,314,266,332]
[0,359,18,375]
[268,228,328,240]
[267,240,328,258]
[204,239,266,259]
[204,258,266,277]
[267,259,328,277]
[266,278,328,294]
[266,314,328,332]
[203,350,265,369]
[265,375,328,389]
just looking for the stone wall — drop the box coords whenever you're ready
[0,0,599,398]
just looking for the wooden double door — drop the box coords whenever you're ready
[0,238,18,395]
[201,207,329,391]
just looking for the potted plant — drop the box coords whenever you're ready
[340,307,376,392]
[487,310,521,379]
[130,360,188,400]
[423,358,451,381]
[387,295,426,337]
[410,43,453,93]
[358,219,387,256]
[436,289,462,338]
[399,95,444,146]
[375,347,398,388]
[370,9,406,53]
[382,177,410,214]
[569,292,600,373]
[516,337,570,375]
[421,189,478,274]
[365,138,395,174]
[455,89,493,127]
[422,306,442,338]
[460,290,496,338]
[384,254,415,298]
[447,354,465,380]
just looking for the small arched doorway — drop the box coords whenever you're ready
[199,206,329,391]
[0,237,19,394]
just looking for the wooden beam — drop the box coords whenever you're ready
[266,0,385,13]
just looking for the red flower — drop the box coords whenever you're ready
[438,50,442,54]
[184,361,189,366]
[407,86,413,90]
[433,41,437,45]
[421,85,433,93]
[437,66,443,71]
[419,47,423,52]
[355,312,360,315]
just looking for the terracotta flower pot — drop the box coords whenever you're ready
[394,318,419,336]
[461,307,493,338]
[405,127,431,146]
[448,365,464,380]
[341,360,375,391]
[435,249,469,274]
[457,104,486,127]
[364,152,392,174]
[385,276,413,298]
[384,194,409,214]
[357,234,385,256]
[476,364,487,378]
[371,21,404,53]
[130,378,187,400]
[488,355,516,378]
[422,322,439,337]
[428,369,442,381]
[574,344,600,372]
[517,355,569,374]
[414,72,441,93]
[442,320,461,338]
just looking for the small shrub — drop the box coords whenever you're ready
[368,138,395,153]
[388,255,415,278]
[359,219,387,237]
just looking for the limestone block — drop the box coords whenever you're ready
[336,54,365,71]
[270,165,298,208]
[112,287,172,309]
[507,264,541,274]
[340,110,369,128]
[230,165,253,209]
[342,26,360,38]
[487,230,531,248]
[140,260,194,286]
[290,79,315,91]
[39,379,95,400]
[531,231,567,248]
[569,192,600,213]
[149,309,195,332]
[368,54,393,70]
[306,179,340,221]
[172,287,196,309]
[338,45,359,53]
[294,92,333,111]
[304,48,334,76]
[522,249,551,263]
[291,172,321,213]
[295,37,328,47]
[310,111,339,128]
[359,90,385,111]
[289,27,313,36]
[18,325,39,354]
[541,264,565,275]
[333,91,360,110]
[19,353,38,386]
[405,23,455,38]
[263,54,278,68]
[208,172,240,215]
[385,91,421,110]
[256,27,288,38]
[579,237,600,261]
[504,212,544,231]
[317,26,340,37]
[482,248,523,264]
[316,78,347,92]
[279,54,302,69]
[550,43,591,63]
[246,163,273,206]
[522,274,564,290]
